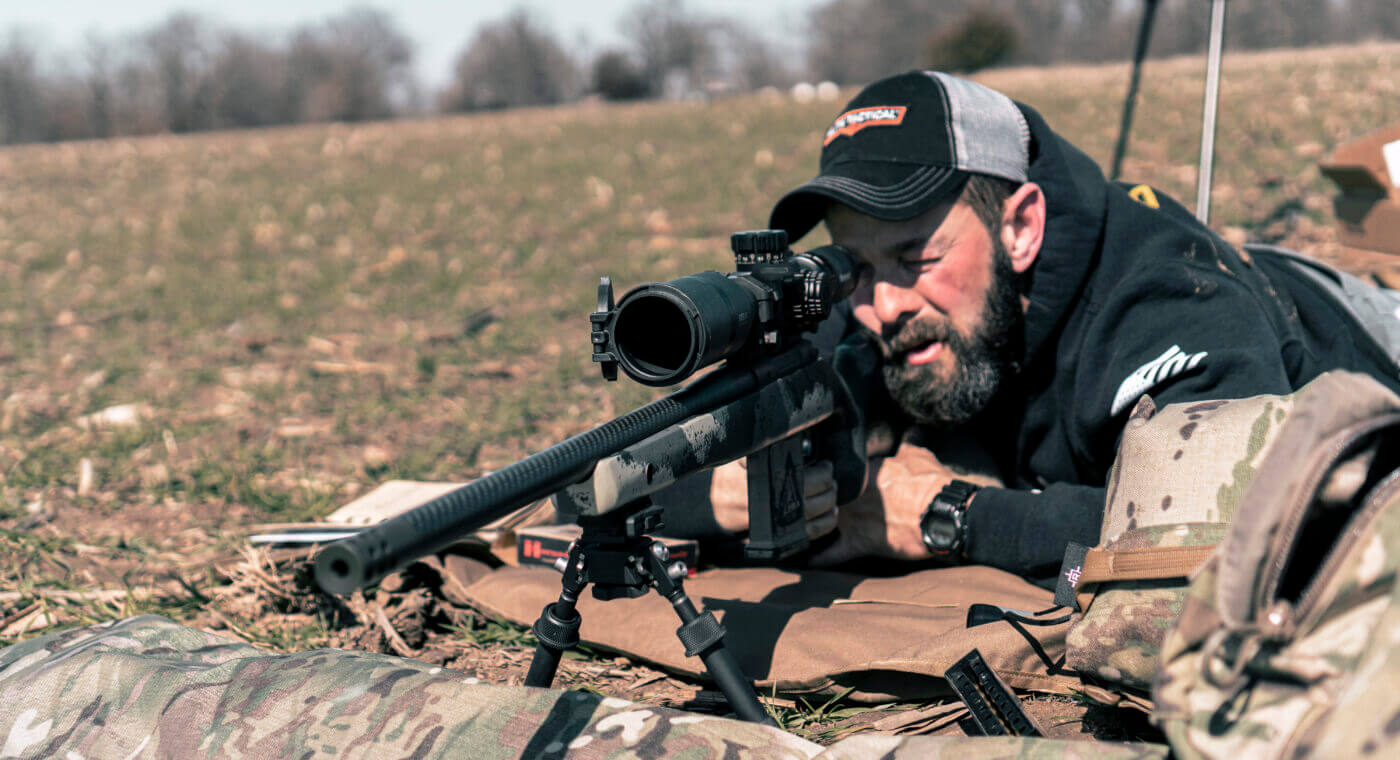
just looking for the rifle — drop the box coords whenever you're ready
[314,229,874,723]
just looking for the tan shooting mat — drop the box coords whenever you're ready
[460,563,1076,702]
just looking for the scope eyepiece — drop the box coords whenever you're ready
[793,244,863,302]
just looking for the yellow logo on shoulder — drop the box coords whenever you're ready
[1129,184,1160,209]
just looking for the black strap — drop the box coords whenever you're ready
[966,603,1072,629]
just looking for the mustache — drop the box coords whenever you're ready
[876,316,958,359]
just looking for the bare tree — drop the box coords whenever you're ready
[1063,0,1132,63]
[211,31,294,127]
[1006,0,1067,64]
[1143,0,1349,56]
[320,8,413,121]
[807,0,963,84]
[283,29,335,122]
[445,11,578,111]
[43,76,98,141]
[143,12,216,132]
[82,33,115,138]
[1337,0,1397,42]
[621,0,717,97]
[0,31,47,144]
[110,52,164,135]
[279,9,413,123]
[1226,0,1304,50]
[713,21,795,91]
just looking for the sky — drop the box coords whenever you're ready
[4,1,823,90]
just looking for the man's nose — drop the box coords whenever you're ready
[871,279,921,326]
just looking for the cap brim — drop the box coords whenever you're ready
[769,164,968,242]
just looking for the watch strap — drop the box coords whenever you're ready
[940,479,980,510]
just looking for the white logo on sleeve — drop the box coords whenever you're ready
[1111,345,1208,416]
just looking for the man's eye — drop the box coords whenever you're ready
[899,257,940,271]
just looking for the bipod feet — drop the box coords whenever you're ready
[523,515,775,726]
[640,542,776,727]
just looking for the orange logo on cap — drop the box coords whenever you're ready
[824,106,907,146]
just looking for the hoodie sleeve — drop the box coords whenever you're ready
[964,484,1104,580]
[965,255,1298,580]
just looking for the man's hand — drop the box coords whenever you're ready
[710,458,839,540]
[807,440,957,567]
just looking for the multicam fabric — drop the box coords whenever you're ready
[812,735,1168,759]
[0,615,1176,759]
[0,615,820,759]
[1155,557,1400,759]
[1066,381,1304,691]
[1302,564,1400,758]
[1153,371,1400,759]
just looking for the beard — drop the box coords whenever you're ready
[877,240,1024,427]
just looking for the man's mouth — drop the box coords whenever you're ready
[901,341,944,366]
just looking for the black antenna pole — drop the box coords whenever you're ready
[1111,0,1161,181]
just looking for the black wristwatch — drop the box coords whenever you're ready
[920,480,980,561]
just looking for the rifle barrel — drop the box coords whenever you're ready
[314,345,818,594]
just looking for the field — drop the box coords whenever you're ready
[2,42,1398,741]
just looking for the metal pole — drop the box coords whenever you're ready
[1196,0,1227,225]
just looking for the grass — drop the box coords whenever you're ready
[0,40,1397,737]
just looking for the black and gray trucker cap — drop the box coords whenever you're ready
[769,71,1031,241]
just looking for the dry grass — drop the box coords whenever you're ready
[1,42,1397,739]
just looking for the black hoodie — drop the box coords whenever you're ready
[960,104,1400,580]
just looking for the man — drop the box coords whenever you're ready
[683,71,1400,582]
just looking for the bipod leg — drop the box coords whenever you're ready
[641,541,777,727]
[524,543,587,688]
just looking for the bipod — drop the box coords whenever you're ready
[523,503,777,726]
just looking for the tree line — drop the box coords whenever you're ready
[1,0,1394,146]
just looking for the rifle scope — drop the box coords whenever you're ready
[591,230,861,386]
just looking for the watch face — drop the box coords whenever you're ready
[924,512,958,550]
[923,481,976,558]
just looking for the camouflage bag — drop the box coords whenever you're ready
[0,614,1174,759]
[1063,377,1312,691]
[0,614,821,759]
[1153,370,1400,758]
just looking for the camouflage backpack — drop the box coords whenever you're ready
[1062,375,1311,691]
[1154,370,1400,758]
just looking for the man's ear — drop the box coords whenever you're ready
[1000,182,1045,275]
